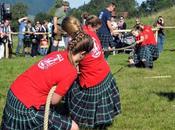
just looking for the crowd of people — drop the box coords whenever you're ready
[0,1,166,130]
[0,1,70,59]
[0,2,165,62]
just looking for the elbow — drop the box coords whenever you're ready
[51,93,63,105]
[51,99,59,105]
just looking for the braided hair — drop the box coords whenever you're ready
[68,31,93,55]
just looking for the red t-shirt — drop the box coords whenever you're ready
[79,25,110,88]
[11,51,77,109]
[143,25,157,45]
[136,32,147,46]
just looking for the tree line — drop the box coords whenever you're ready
[6,0,175,31]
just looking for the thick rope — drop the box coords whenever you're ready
[44,86,57,130]
[103,43,135,52]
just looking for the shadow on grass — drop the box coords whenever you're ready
[164,48,175,52]
[155,92,175,101]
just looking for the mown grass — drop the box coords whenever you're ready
[0,7,175,130]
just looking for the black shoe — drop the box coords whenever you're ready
[128,64,135,67]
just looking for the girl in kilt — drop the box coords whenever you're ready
[62,16,121,129]
[131,27,153,68]
[140,24,159,61]
[0,32,94,130]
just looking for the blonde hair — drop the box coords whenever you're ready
[85,15,101,28]
[62,16,82,36]
[62,16,93,55]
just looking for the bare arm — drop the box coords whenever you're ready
[136,36,144,44]
[53,16,58,34]
[18,17,28,23]
[51,93,63,105]
[107,20,114,33]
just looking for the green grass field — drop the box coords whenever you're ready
[0,7,175,130]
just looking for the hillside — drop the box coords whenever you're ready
[0,0,55,15]
[126,6,175,28]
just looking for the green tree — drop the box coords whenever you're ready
[55,0,63,8]
[48,0,63,17]
[11,2,28,31]
[138,0,174,16]
[69,0,138,20]
[34,12,52,23]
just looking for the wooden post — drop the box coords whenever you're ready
[5,42,9,59]
[155,29,158,43]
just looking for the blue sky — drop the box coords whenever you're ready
[67,0,146,8]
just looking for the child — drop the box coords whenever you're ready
[1,31,93,130]
[131,27,152,68]
[23,20,35,57]
[62,16,121,129]
[140,24,159,61]
[38,35,49,56]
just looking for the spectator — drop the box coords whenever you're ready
[35,21,41,32]
[2,19,12,58]
[81,12,89,25]
[31,21,42,57]
[51,0,70,52]
[38,20,49,56]
[117,16,127,48]
[111,15,121,49]
[135,17,141,25]
[16,17,28,55]
[47,19,53,54]
[23,20,35,57]
[0,22,5,59]
[111,16,118,31]
[153,16,165,53]
[97,2,116,60]
[117,16,127,30]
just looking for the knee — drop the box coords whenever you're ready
[141,59,146,62]
[70,120,79,130]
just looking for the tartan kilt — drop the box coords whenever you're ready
[134,45,153,67]
[66,72,121,128]
[97,33,114,59]
[1,90,72,130]
[133,46,140,65]
[97,33,113,48]
[139,46,153,67]
[148,45,159,61]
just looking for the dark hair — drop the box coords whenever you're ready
[62,1,69,6]
[85,15,102,28]
[27,20,32,24]
[132,24,143,32]
[108,2,116,7]
[158,16,163,19]
[120,16,124,19]
[68,31,94,55]
[81,12,89,19]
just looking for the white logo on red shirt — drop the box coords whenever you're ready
[91,37,101,58]
[38,54,64,70]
